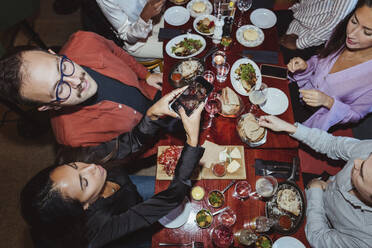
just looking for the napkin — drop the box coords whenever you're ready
[242,50,279,64]
[254,159,299,180]
[252,0,274,10]
[158,28,185,41]
[199,140,226,168]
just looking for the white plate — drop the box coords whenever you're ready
[187,0,213,18]
[236,25,265,47]
[260,88,289,115]
[164,6,190,26]
[193,14,216,35]
[250,8,277,29]
[230,58,262,96]
[165,34,206,59]
[158,198,191,228]
[273,237,306,248]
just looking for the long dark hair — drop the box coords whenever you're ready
[20,166,88,247]
[319,0,372,58]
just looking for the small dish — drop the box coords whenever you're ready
[217,208,236,227]
[256,234,273,248]
[193,14,216,35]
[191,185,205,201]
[212,162,227,177]
[208,190,225,208]
[164,6,190,26]
[196,209,213,228]
[260,88,289,115]
[236,25,264,47]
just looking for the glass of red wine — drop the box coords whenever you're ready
[233,180,252,200]
[203,92,222,129]
[211,225,234,248]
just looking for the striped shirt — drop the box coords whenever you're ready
[287,0,357,49]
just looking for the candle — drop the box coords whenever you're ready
[214,55,225,65]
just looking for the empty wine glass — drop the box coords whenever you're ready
[236,0,252,27]
[203,92,222,129]
[249,83,268,113]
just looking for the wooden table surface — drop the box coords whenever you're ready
[152,2,309,247]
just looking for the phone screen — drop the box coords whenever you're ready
[260,64,288,80]
[170,76,214,116]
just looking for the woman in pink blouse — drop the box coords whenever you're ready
[288,0,372,131]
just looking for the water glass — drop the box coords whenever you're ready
[216,62,230,83]
[203,70,215,83]
[255,176,278,198]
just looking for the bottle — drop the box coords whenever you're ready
[221,17,233,50]
[245,216,275,232]
[212,14,224,44]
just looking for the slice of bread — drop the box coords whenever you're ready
[221,87,240,115]
[243,29,258,41]
[242,113,265,142]
[192,2,206,13]
[277,189,301,216]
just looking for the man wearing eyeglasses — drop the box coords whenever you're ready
[0,31,163,147]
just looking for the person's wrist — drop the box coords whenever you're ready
[186,134,198,147]
[146,108,159,120]
[140,12,151,22]
[286,123,297,134]
[324,96,334,109]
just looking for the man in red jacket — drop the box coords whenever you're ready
[0,31,163,148]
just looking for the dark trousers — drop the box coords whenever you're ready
[288,82,319,123]
[275,10,324,64]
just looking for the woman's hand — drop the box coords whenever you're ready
[299,89,334,109]
[178,103,204,147]
[146,73,163,90]
[258,115,297,134]
[140,0,166,22]
[307,179,328,190]
[146,86,187,120]
[287,57,307,73]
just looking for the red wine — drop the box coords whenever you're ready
[205,98,221,115]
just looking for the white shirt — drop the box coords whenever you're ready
[287,0,357,49]
[96,0,153,52]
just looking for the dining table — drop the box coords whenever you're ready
[152,1,310,247]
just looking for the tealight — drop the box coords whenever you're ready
[214,55,225,65]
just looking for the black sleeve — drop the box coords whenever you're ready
[89,144,204,248]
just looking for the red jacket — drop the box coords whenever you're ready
[50,31,158,147]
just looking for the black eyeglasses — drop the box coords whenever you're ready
[50,55,75,103]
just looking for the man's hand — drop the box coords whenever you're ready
[258,115,297,134]
[178,103,204,147]
[299,89,334,109]
[146,73,163,90]
[140,0,166,22]
[146,86,186,120]
[307,179,328,190]
[279,34,298,50]
[287,57,307,73]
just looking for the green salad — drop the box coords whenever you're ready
[171,38,203,57]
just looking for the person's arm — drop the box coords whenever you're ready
[296,0,356,49]
[96,0,153,43]
[305,187,368,248]
[258,115,361,161]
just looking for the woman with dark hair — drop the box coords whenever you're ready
[287,0,372,131]
[20,87,205,248]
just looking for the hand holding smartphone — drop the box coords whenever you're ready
[169,76,214,116]
[260,64,288,80]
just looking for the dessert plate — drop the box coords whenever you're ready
[236,25,264,47]
[250,8,277,29]
[164,6,190,26]
[260,88,288,115]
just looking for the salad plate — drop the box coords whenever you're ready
[230,58,262,96]
[165,34,206,59]
[164,6,190,26]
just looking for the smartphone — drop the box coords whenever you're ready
[260,64,288,80]
[169,76,214,116]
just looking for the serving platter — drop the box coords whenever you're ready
[265,182,306,235]
[230,58,262,96]
[236,25,265,47]
[156,146,246,180]
[165,34,206,59]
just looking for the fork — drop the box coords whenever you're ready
[159,241,204,247]
[261,168,289,176]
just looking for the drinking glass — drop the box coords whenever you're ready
[216,62,230,83]
[249,83,268,113]
[211,225,234,248]
[218,208,236,227]
[203,92,222,129]
[234,229,257,246]
[255,176,278,198]
[233,180,252,200]
[203,70,215,83]
[244,216,275,233]
[212,51,227,68]
[236,0,252,27]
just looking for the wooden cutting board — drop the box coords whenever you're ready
[156,146,246,180]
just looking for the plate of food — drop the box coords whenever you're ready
[169,0,190,5]
[169,59,204,88]
[236,25,265,47]
[230,58,262,96]
[187,0,213,18]
[218,87,245,117]
[193,14,216,35]
[237,113,267,147]
[250,8,277,29]
[165,34,206,59]
[164,6,190,26]
[265,182,306,235]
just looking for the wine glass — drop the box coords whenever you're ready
[203,70,215,83]
[233,180,252,200]
[203,92,222,129]
[249,176,278,200]
[236,0,252,27]
[248,83,268,113]
[211,225,234,248]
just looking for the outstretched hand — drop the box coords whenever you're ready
[146,86,187,120]
[178,103,204,147]
[258,115,297,134]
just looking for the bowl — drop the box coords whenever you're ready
[208,190,225,208]
[191,186,205,201]
[195,209,213,228]
[237,113,267,147]
[255,234,273,248]
[212,162,227,177]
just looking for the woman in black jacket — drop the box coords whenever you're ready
[20,88,205,248]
